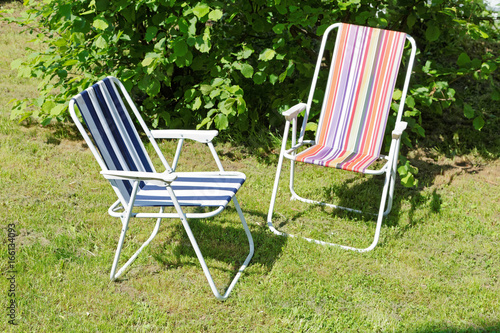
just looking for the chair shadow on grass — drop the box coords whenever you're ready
[269,155,466,249]
[412,321,500,333]
[141,205,286,285]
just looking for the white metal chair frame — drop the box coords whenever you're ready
[267,23,417,252]
[69,77,254,300]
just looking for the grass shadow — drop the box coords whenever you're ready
[148,206,286,279]
[269,160,449,248]
[412,321,500,333]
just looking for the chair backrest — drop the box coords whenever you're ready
[309,24,410,160]
[70,77,155,203]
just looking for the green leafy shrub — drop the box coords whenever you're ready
[3,0,499,186]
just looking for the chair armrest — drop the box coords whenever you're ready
[175,171,246,179]
[150,129,218,143]
[282,103,307,121]
[100,170,177,185]
[392,121,408,139]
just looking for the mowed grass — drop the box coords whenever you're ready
[1,2,499,332]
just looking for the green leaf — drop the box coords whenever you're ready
[95,0,109,12]
[269,74,278,85]
[422,61,432,74]
[173,39,188,57]
[41,118,53,126]
[214,113,228,130]
[354,11,371,25]
[276,3,287,15]
[253,72,266,85]
[42,100,56,115]
[11,59,23,69]
[195,31,211,53]
[236,96,246,114]
[258,49,276,61]
[62,59,78,67]
[193,4,210,19]
[146,78,161,97]
[57,69,68,78]
[226,85,242,95]
[93,18,109,31]
[208,9,223,21]
[400,172,416,187]
[473,116,484,131]
[273,24,286,34]
[142,52,160,66]
[470,58,481,69]
[193,97,202,110]
[316,24,329,36]
[220,98,236,115]
[184,89,197,102]
[177,17,189,34]
[95,36,108,49]
[398,163,408,175]
[463,103,474,119]
[405,96,415,108]
[210,88,221,99]
[425,23,440,42]
[392,89,402,100]
[188,16,197,36]
[237,46,253,60]
[212,78,224,87]
[457,52,471,67]
[305,122,317,132]
[50,103,66,117]
[407,12,417,28]
[200,84,214,95]
[240,63,254,78]
[415,124,425,137]
[197,116,212,129]
[145,26,158,42]
[154,37,167,51]
[492,88,500,101]
[482,61,497,74]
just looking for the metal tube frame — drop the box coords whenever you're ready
[267,24,417,252]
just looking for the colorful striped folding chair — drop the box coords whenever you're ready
[267,23,416,252]
[69,77,253,300]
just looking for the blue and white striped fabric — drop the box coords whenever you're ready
[72,77,245,208]
[73,77,155,203]
[135,172,245,207]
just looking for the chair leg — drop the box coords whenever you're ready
[110,212,163,281]
[110,181,163,280]
[267,143,288,237]
[384,166,397,216]
[360,168,392,252]
[384,148,402,216]
[267,153,395,252]
[297,168,393,252]
[267,122,291,236]
[168,186,253,300]
[223,197,254,298]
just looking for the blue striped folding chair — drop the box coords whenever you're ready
[69,76,253,300]
[267,23,417,252]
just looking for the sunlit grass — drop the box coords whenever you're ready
[0,1,499,332]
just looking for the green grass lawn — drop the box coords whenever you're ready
[1,2,499,332]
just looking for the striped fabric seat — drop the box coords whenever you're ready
[295,24,406,173]
[72,78,244,207]
[135,173,245,207]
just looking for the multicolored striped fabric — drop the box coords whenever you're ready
[296,24,407,172]
[72,77,245,207]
